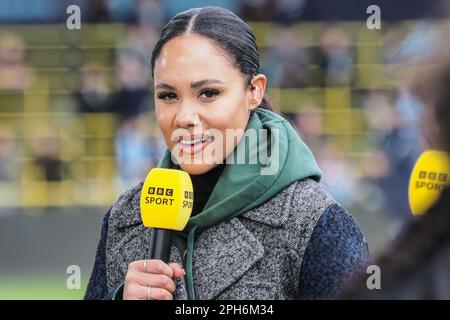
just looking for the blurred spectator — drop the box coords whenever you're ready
[135,0,165,28]
[392,0,450,68]
[382,24,409,65]
[360,92,422,235]
[116,25,159,67]
[356,150,392,216]
[240,0,275,21]
[112,53,151,122]
[294,105,356,208]
[30,133,66,181]
[272,0,308,23]
[265,26,309,88]
[383,1,450,130]
[103,0,137,23]
[294,104,357,207]
[75,62,113,113]
[0,33,32,92]
[318,24,353,87]
[317,144,358,208]
[0,33,33,116]
[0,127,19,181]
[294,104,327,152]
[115,114,164,190]
[111,26,160,190]
[395,86,425,130]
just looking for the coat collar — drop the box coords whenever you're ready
[108,181,144,229]
[108,180,297,230]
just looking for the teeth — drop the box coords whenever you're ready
[180,136,211,145]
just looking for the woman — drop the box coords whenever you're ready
[85,6,368,300]
[343,37,450,299]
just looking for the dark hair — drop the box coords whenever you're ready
[410,55,450,154]
[433,64,450,154]
[150,6,273,111]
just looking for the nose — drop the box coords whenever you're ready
[174,100,201,129]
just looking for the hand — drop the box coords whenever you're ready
[123,259,185,300]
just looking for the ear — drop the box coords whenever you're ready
[247,74,267,111]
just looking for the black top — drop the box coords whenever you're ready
[189,164,225,216]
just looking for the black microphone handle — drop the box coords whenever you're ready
[149,228,172,262]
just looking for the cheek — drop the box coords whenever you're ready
[208,97,250,156]
[208,95,249,130]
[155,105,175,140]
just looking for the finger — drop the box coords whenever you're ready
[140,285,173,300]
[123,282,146,300]
[128,272,176,293]
[131,259,173,277]
[145,260,174,278]
[169,263,186,279]
[128,260,148,272]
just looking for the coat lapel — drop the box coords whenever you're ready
[192,217,265,300]
[189,183,297,300]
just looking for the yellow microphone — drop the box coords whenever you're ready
[408,150,450,216]
[140,168,194,262]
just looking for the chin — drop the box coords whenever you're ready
[178,162,218,175]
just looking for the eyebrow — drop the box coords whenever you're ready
[155,83,176,90]
[155,79,224,90]
[191,79,224,89]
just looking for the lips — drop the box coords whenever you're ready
[177,135,214,155]
[179,135,212,145]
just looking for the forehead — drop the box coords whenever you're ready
[153,34,241,83]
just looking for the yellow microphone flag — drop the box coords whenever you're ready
[140,168,194,230]
[408,150,450,216]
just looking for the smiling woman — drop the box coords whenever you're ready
[151,18,268,175]
[84,6,369,301]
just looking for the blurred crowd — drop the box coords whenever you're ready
[0,0,449,241]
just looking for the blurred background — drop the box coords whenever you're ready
[0,0,448,299]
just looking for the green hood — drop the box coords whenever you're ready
[156,108,321,299]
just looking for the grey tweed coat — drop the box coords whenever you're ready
[104,178,352,299]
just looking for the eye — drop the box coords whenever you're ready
[199,88,221,99]
[157,92,178,101]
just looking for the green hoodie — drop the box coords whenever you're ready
[156,108,321,299]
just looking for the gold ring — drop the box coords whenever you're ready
[143,260,147,273]
[147,286,152,300]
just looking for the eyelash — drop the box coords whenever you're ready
[199,88,221,99]
[157,92,177,101]
[156,89,221,101]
